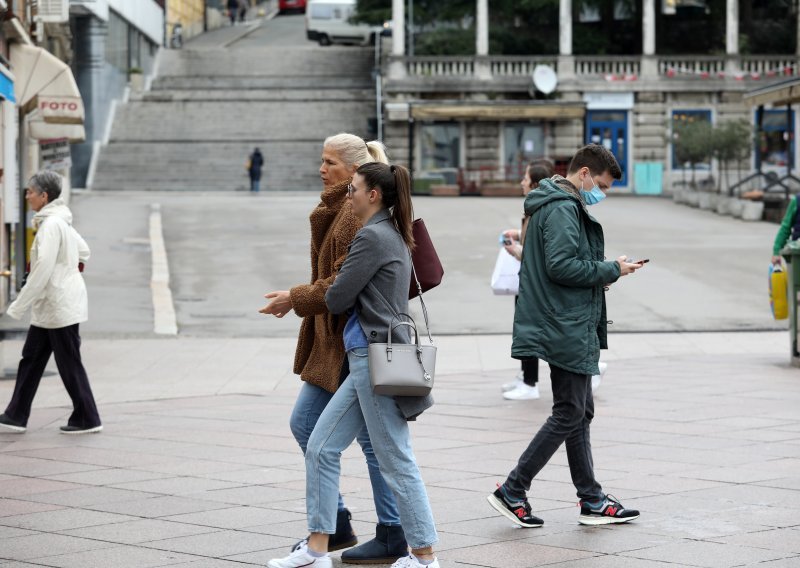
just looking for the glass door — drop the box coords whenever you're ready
[586,111,628,186]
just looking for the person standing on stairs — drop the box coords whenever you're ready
[259,133,409,564]
[248,147,264,193]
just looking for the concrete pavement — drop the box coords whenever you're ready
[0,331,797,567]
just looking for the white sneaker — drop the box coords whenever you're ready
[391,555,440,568]
[502,371,524,392]
[591,362,608,392]
[267,548,331,568]
[503,383,540,400]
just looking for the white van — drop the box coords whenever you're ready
[305,0,376,46]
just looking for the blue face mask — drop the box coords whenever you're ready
[580,176,606,206]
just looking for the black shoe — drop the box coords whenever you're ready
[341,523,408,564]
[578,494,639,525]
[0,413,26,433]
[290,508,358,553]
[59,424,103,435]
[487,487,543,528]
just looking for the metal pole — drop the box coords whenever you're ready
[375,31,383,141]
[407,108,414,175]
[14,110,25,291]
[407,0,413,57]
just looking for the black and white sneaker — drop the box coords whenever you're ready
[578,494,639,525]
[487,486,543,528]
[0,413,26,433]
[60,424,103,435]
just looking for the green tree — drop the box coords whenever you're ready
[712,120,752,195]
[673,119,714,189]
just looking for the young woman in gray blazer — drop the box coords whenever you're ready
[268,163,439,568]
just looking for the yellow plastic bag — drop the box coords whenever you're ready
[770,263,788,320]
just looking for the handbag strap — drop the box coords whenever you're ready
[410,257,434,344]
[363,252,434,345]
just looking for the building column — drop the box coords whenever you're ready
[389,0,406,79]
[475,0,491,79]
[476,0,488,56]
[392,0,405,56]
[725,0,739,74]
[641,0,657,77]
[558,0,575,79]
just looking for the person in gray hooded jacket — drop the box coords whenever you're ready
[268,163,439,568]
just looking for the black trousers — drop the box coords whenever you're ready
[521,358,538,386]
[504,363,603,502]
[5,324,101,428]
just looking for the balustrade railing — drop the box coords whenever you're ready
[398,55,798,80]
[574,56,641,76]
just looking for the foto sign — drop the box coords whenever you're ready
[37,96,84,124]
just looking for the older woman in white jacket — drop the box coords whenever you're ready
[0,171,101,435]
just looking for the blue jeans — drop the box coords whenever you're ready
[305,349,437,549]
[290,379,401,526]
[250,179,260,192]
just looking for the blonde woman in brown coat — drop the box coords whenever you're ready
[260,133,408,564]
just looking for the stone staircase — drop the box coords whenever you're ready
[92,40,376,191]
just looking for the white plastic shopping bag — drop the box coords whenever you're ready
[491,249,521,295]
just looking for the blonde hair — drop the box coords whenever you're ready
[324,133,389,168]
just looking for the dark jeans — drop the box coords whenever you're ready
[5,324,101,428]
[521,358,538,386]
[504,363,603,502]
[250,178,260,192]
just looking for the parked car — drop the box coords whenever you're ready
[305,0,376,46]
[279,0,307,13]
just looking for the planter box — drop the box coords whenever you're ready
[480,183,523,197]
[729,198,745,218]
[741,200,765,222]
[698,192,718,210]
[685,190,700,207]
[430,184,460,197]
[716,196,733,216]
[129,73,144,92]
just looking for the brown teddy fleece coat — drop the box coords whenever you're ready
[289,179,361,393]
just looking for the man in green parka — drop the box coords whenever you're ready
[487,144,644,528]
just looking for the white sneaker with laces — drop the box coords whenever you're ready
[391,555,441,568]
[503,383,540,400]
[591,362,608,392]
[267,548,331,568]
[502,371,524,392]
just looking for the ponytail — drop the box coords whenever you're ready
[355,162,415,250]
[366,140,389,165]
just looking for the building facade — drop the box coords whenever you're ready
[69,0,164,189]
[382,0,800,196]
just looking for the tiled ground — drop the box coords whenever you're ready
[0,332,798,567]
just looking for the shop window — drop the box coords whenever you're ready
[671,109,712,170]
[504,123,545,180]
[759,109,794,169]
[420,123,460,171]
[105,10,128,71]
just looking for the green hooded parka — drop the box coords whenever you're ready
[511,176,621,376]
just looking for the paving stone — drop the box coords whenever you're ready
[28,544,197,567]
[90,496,232,518]
[445,541,595,567]
[0,509,137,532]
[619,541,790,567]
[143,530,294,556]
[0,533,114,561]
[61,518,219,545]
[163,506,306,530]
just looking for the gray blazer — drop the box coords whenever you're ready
[326,209,434,420]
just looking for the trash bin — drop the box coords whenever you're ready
[781,244,800,367]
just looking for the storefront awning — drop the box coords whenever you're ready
[10,44,85,141]
[409,101,586,121]
[744,78,800,107]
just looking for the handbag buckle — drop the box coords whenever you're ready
[386,346,392,362]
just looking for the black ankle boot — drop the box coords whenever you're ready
[289,508,358,553]
[329,508,358,551]
[341,523,408,564]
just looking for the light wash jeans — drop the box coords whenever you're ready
[305,348,438,549]
[290,379,401,526]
